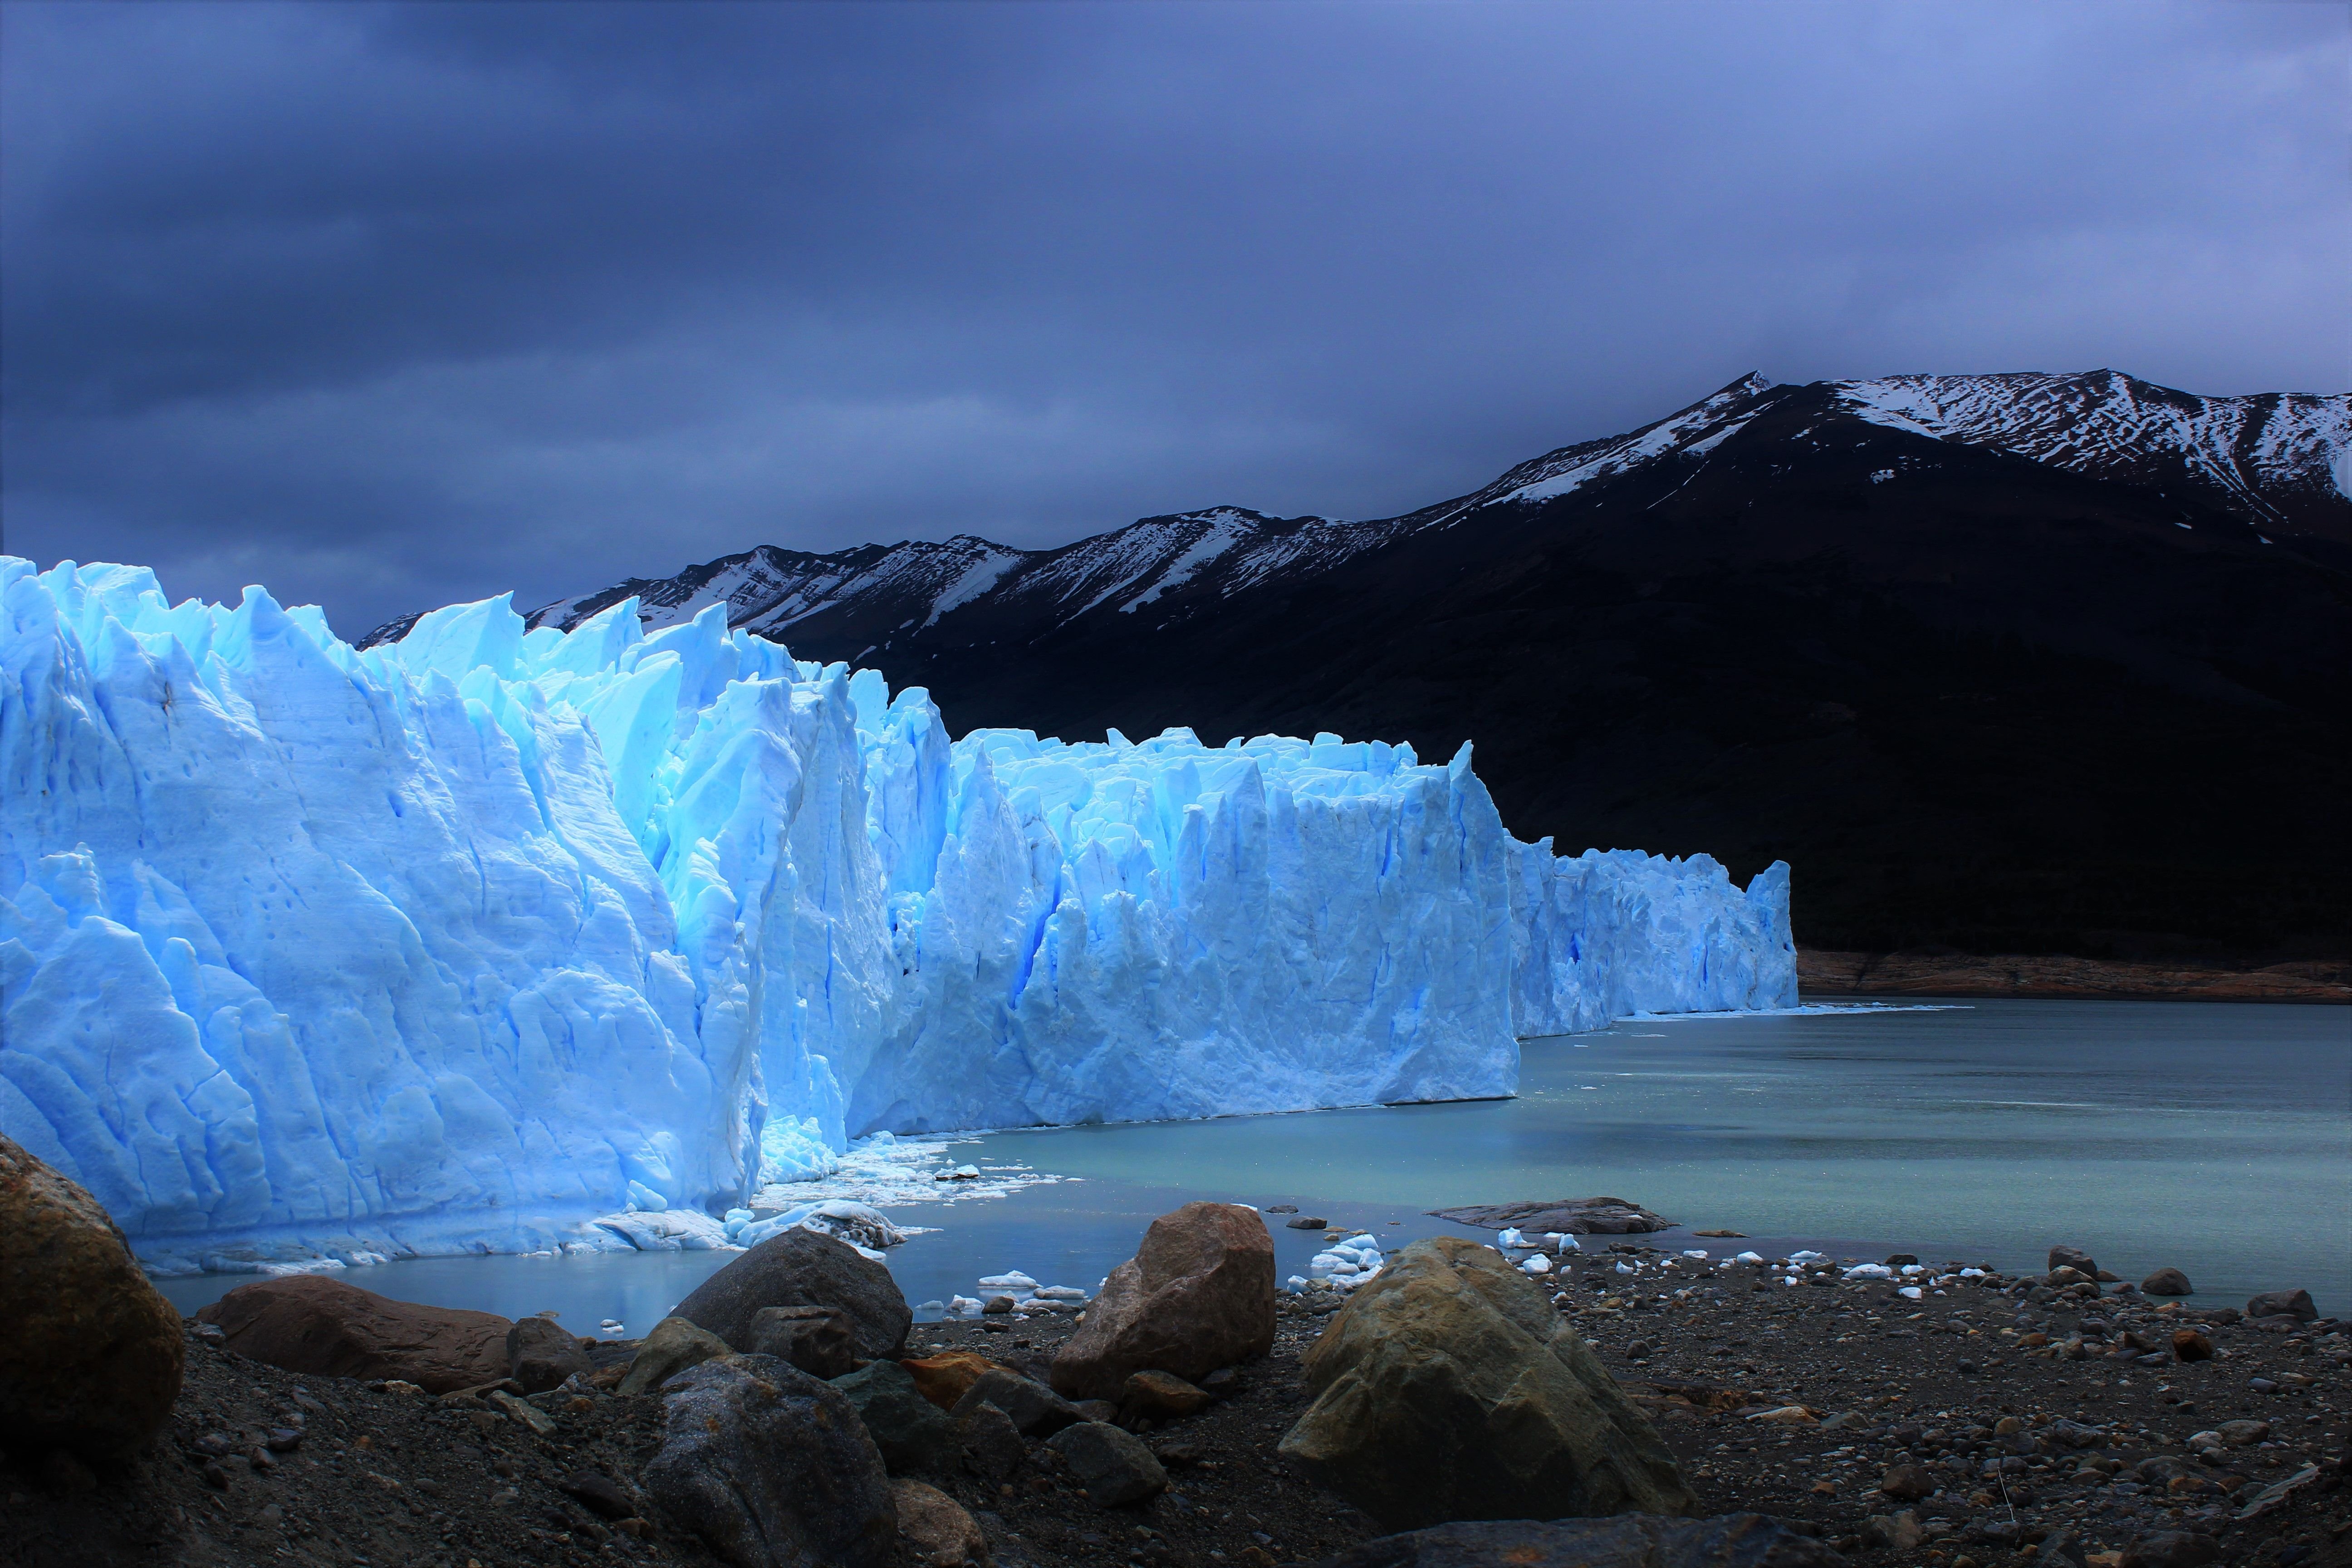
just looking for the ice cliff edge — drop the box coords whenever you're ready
[0,558,1793,1268]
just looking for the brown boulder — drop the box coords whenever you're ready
[1879,1464,1935,1501]
[1049,1201,1274,1401]
[1276,1235,1694,1530]
[196,1274,511,1393]
[892,1477,990,1565]
[0,1134,186,1464]
[902,1351,1014,1411]
[2171,1329,2213,1362]
[1121,1369,1213,1423]
[2142,1268,2193,1297]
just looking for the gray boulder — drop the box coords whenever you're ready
[746,1305,858,1379]
[1314,1514,1847,1568]
[833,1358,958,1473]
[675,1227,911,1359]
[508,1314,593,1393]
[2244,1289,2316,1323]
[1045,1420,1168,1507]
[1277,1235,1695,1531]
[954,1399,1027,1480]
[641,1353,897,1568]
[2048,1245,2099,1278]
[951,1367,1083,1436]
[618,1316,734,1396]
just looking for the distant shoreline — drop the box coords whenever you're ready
[1799,947,2351,1004]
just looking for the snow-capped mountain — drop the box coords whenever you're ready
[1827,370,2351,534]
[363,369,2346,652]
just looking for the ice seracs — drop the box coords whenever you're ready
[1,557,1794,1270]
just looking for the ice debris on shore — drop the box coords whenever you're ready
[0,559,1795,1268]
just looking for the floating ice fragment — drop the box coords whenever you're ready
[949,1295,982,1314]
[977,1271,1038,1290]
[1735,1252,1766,1265]
[1497,1228,1529,1249]
[1682,1249,1711,1259]
[1899,1285,1924,1299]
[1843,1264,1895,1280]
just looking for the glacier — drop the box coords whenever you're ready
[0,557,1794,1270]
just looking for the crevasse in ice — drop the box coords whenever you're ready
[0,559,1794,1268]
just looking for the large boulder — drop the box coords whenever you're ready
[642,1353,898,1568]
[1423,1198,1673,1235]
[1278,1235,1696,1530]
[1045,1420,1169,1507]
[1314,1513,1847,1568]
[903,1350,1014,1411]
[508,1313,593,1393]
[195,1274,510,1394]
[674,1228,911,1359]
[2245,1289,2316,1323]
[0,1134,186,1464]
[1049,1201,1274,1401]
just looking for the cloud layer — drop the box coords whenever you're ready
[5,1,2342,634]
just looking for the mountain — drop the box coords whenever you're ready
[363,370,2352,961]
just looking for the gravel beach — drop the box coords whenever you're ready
[3,1240,2343,1568]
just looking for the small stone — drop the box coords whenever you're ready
[2171,1329,2213,1362]
[1880,1463,1935,1500]
[264,1427,303,1452]
[2247,1377,2278,1394]
[1861,1511,1926,1551]
[2217,1420,2269,1446]
[559,1468,637,1521]
[1885,1254,1920,1267]
[1073,1399,1118,1424]
[1994,1416,2024,1436]
[2117,1531,2220,1568]
[246,1446,276,1472]
[892,1477,990,1566]
[1046,1421,1168,1507]
[193,1431,235,1457]
[1284,1216,1328,1230]
[2048,1267,2098,1290]
[487,1388,557,1436]
[201,1460,231,1491]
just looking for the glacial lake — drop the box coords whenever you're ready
[157,999,2351,1333]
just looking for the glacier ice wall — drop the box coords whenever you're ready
[0,558,1793,1264]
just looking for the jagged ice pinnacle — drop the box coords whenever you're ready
[0,558,1794,1269]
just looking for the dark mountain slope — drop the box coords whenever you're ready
[361,372,2351,959]
[813,386,2352,959]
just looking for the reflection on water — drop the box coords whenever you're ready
[158,998,2350,1327]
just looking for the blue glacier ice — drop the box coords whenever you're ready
[0,558,1793,1270]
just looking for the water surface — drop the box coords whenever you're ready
[159,999,2349,1331]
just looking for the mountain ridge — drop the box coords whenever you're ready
[358,369,2352,961]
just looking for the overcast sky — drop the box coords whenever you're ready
[4,2,2343,636]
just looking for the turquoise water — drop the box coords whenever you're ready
[159,999,2350,1332]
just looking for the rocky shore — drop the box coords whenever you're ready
[1797,951,2352,1004]
[0,1232,2342,1561]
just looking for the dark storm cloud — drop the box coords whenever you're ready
[4,1,2342,634]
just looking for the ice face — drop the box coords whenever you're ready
[0,558,1793,1267]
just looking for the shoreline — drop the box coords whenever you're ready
[12,1235,2345,1568]
[1798,950,2352,1004]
